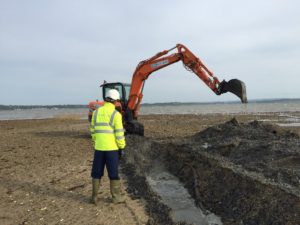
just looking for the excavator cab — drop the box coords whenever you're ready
[101,82,130,105]
[88,82,129,120]
[101,82,144,136]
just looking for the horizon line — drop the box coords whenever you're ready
[0,97,300,107]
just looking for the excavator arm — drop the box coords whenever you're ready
[127,44,247,119]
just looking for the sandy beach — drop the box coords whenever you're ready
[0,113,299,225]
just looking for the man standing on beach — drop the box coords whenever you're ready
[90,89,126,205]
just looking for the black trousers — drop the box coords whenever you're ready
[91,150,119,180]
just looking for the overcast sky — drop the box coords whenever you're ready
[1,0,300,105]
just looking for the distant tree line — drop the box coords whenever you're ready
[0,105,87,110]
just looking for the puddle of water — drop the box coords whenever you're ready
[277,123,300,127]
[258,119,279,122]
[278,113,300,125]
[257,116,300,127]
[147,171,222,225]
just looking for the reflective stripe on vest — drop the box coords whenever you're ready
[109,110,117,128]
[114,128,125,133]
[94,130,114,134]
[93,107,99,125]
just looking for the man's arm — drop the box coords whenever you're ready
[114,112,126,149]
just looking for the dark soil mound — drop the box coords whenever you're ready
[194,118,298,141]
[192,118,300,188]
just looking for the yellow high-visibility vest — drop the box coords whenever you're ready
[90,102,126,150]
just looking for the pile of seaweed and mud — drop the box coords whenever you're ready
[121,118,300,225]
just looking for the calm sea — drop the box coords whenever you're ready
[0,101,299,126]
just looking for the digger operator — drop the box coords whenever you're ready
[90,89,126,205]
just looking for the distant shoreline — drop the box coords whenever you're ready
[0,105,87,110]
[0,98,299,110]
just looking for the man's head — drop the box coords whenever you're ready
[105,89,120,103]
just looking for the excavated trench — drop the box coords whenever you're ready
[121,119,300,225]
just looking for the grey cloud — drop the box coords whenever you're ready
[0,0,300,104]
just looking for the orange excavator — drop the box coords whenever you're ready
[88,43,247,135]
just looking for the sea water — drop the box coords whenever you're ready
[0,101,299,124]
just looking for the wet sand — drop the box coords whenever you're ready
[0,113,299,225]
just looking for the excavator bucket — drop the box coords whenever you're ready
[219,79,247,103]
